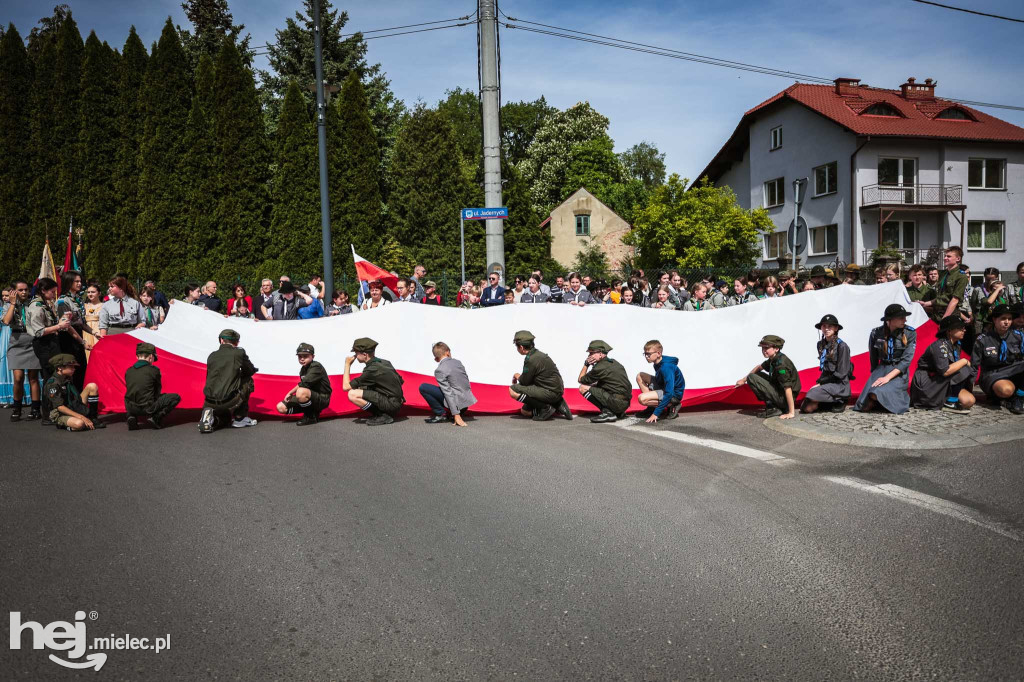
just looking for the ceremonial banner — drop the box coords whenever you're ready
[85,281,935,416]
[36,238,58,287]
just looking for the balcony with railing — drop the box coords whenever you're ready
[861,184,964,208]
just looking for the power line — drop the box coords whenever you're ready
[910,0,1024,23]
[251,14,476,55]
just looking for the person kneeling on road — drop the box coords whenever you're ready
[736,335,800,419]
[971,303,1024,414]
[418,342,476,426]
[910,314,975,413]
[636,340,684,423]
[509,330,572,421]
[344,337,405,425]
[124,342,181,430]
[578,340,632,423]
[276,343,332,426]
[801,314,852,414]
[199,329,258,433]
[45,353,104,431]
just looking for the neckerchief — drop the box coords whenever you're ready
[998,330,1023,363]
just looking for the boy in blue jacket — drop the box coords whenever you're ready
[635,339,685,423]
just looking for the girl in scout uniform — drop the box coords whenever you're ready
[854,304,916,415]
[801,314,853,414]
[970,304,1024,415]
[910,315,975,412]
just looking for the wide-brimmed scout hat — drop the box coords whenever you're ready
[880,304,910,321]
[136,342,158,360]
[587,340,612,353]
[811,265,826,276]
[815,314,843,330]
[845,263,861,272]
[758,335,785,348]
[989,303,1014,320]
[296,342,315,355]
[513,330,535,346]
[219,329,240,343]
[351,337,378,353]
[278,280,296,295]
[938,315,966,333]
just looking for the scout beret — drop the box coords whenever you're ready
[296,342,315,355]
[424,280,437,289]
[136,342,157,359]
[219,329,240,343]
[49,353,79,368]
[938,315,966,332]
[880,304,910,321]
[777,270,792,278]
[814,314,843,331]
[587,339,612,353]
[824,268,835,278]
[513,330,535,346]
[989,303,1013,320]
[278,281,296,294]
[298,284,311,294]
[758,335,785,348]
[811,265,826,276]
[351,337,378,353]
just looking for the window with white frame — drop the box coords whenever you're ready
[763,178,784,208]
[575,214,590,236]
[813,162,838,196]
[968,159,1005,190]
[880,219,916,249]
[764,231,787,259]
[810,224,838,255]
[967,220,1004,250]
[769,126,782,151]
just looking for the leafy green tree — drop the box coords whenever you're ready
[375,234,415,279]
[78,32,120,277]
[136,18,191,280]
[26,40,57,274]
[625,175,767,270]
[111,27,148,274]
[437,87,481,173]
[619,141,666,189]
[210,37,270,280]
[269,81,319,276]
[53,13,85,235]
[180,54,218,277]
[0,25,34,278]
[517,102,611,215]
[389,105,478,275]
[177,0,251,71]
[501,161,547,276]
[500,96,556,167]
[333,72,382,273]
[570,239,610,281]
[560,134,623,205]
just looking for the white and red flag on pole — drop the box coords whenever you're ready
[36,237,58,289]
[351,245,399,304]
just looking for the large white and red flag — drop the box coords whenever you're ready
[85,282,935,417]
[352,246,398,292]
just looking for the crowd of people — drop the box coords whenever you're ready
[1,249,1022,429]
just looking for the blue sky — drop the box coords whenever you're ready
[4,0,1024,179]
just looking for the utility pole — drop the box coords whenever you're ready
[312,0,334,299]
[478,0,505,282]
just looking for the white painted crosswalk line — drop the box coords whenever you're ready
[615,419,790,463]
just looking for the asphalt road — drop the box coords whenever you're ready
[3,408,1023,681]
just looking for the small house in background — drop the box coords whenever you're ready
[542,187,635,270]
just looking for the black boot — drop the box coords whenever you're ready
[556,399,574,420]
[10,404,22,422]
[830,401,847,413]
[126,415,140,431]
[760,402,782,418]
[296,410,320,426]
[532,404,556,421]
[27,401,41,421]
[590,410,618,423]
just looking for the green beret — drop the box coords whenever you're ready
[49,353,79,368]
[758,334,785,348]
[513,330,535,346]
[351,337,378,353]
[296,342,315,355]
[778,270,792,278]
[219,329,240,343]
[136,342,157,360]
[587,339,612,353]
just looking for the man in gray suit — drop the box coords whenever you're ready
[418,342,478,426]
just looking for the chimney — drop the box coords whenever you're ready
[900,77,937,100]
[834,77,861,96]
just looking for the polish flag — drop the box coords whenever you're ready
[351,245,398,292]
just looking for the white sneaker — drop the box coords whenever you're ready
[231,416,258,428]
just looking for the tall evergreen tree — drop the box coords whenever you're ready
[0,25,34,279]
[333,72,382,271]
[26,4,70,61]
[52,13,85,233]
[269,81,319,276]
[180,54,218,277]
[211,38,270,280]
[78,32,120,277]
[502,161,548,276]
[177,0,251,71]
[26,40,57,274]
[389,105,478,276]
[111,27,148,274]
[136,18,191,280]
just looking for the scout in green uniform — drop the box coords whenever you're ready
[276,342,332,426]
[199,329,258,433]
[44,353,104,431]
[509,330,571,421]
[735,335,801,419]
[924,246,970,323]
[344,337,405,425]
[577,339,632,423]
[904,264,932,302]
[124,342,181,430]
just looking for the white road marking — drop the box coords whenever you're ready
[615,419,790,463]
[824,476,1020,541]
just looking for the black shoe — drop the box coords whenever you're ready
[942,401,970,415]
[760,403,782,418]
[26,409,41,421]
[1008,396,1024,415]
[41,418,54,427]
[126,416,139,431]
[665,402,681,420]
[10,409,21,422]
[296,414,319,426]
[636,406,655,419]
[367,413,394,426]
[556,399,574,420]
[830,401,847,413]
[91,419,106,429]
[149,415,164,430]
[424,414,448,424]
[532,404,556,421]
[590,410,618,423]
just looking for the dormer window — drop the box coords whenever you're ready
[863,103,901,117]
[935,107,974,121]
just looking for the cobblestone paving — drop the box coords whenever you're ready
[765,404,1024,449]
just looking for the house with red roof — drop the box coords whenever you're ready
[697,77,1024,276]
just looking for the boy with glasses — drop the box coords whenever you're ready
[636,340,684,423]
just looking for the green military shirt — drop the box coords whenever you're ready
[125,360,162,409]
[298,360,332,398]
[584,357,631,400]
[931,268,970,321]
[45,373,86,415]
[350,357,404,402]
[518,349,564,395]
[760,352,801,393]
[204,344,257,403]
[905,283,932,302]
